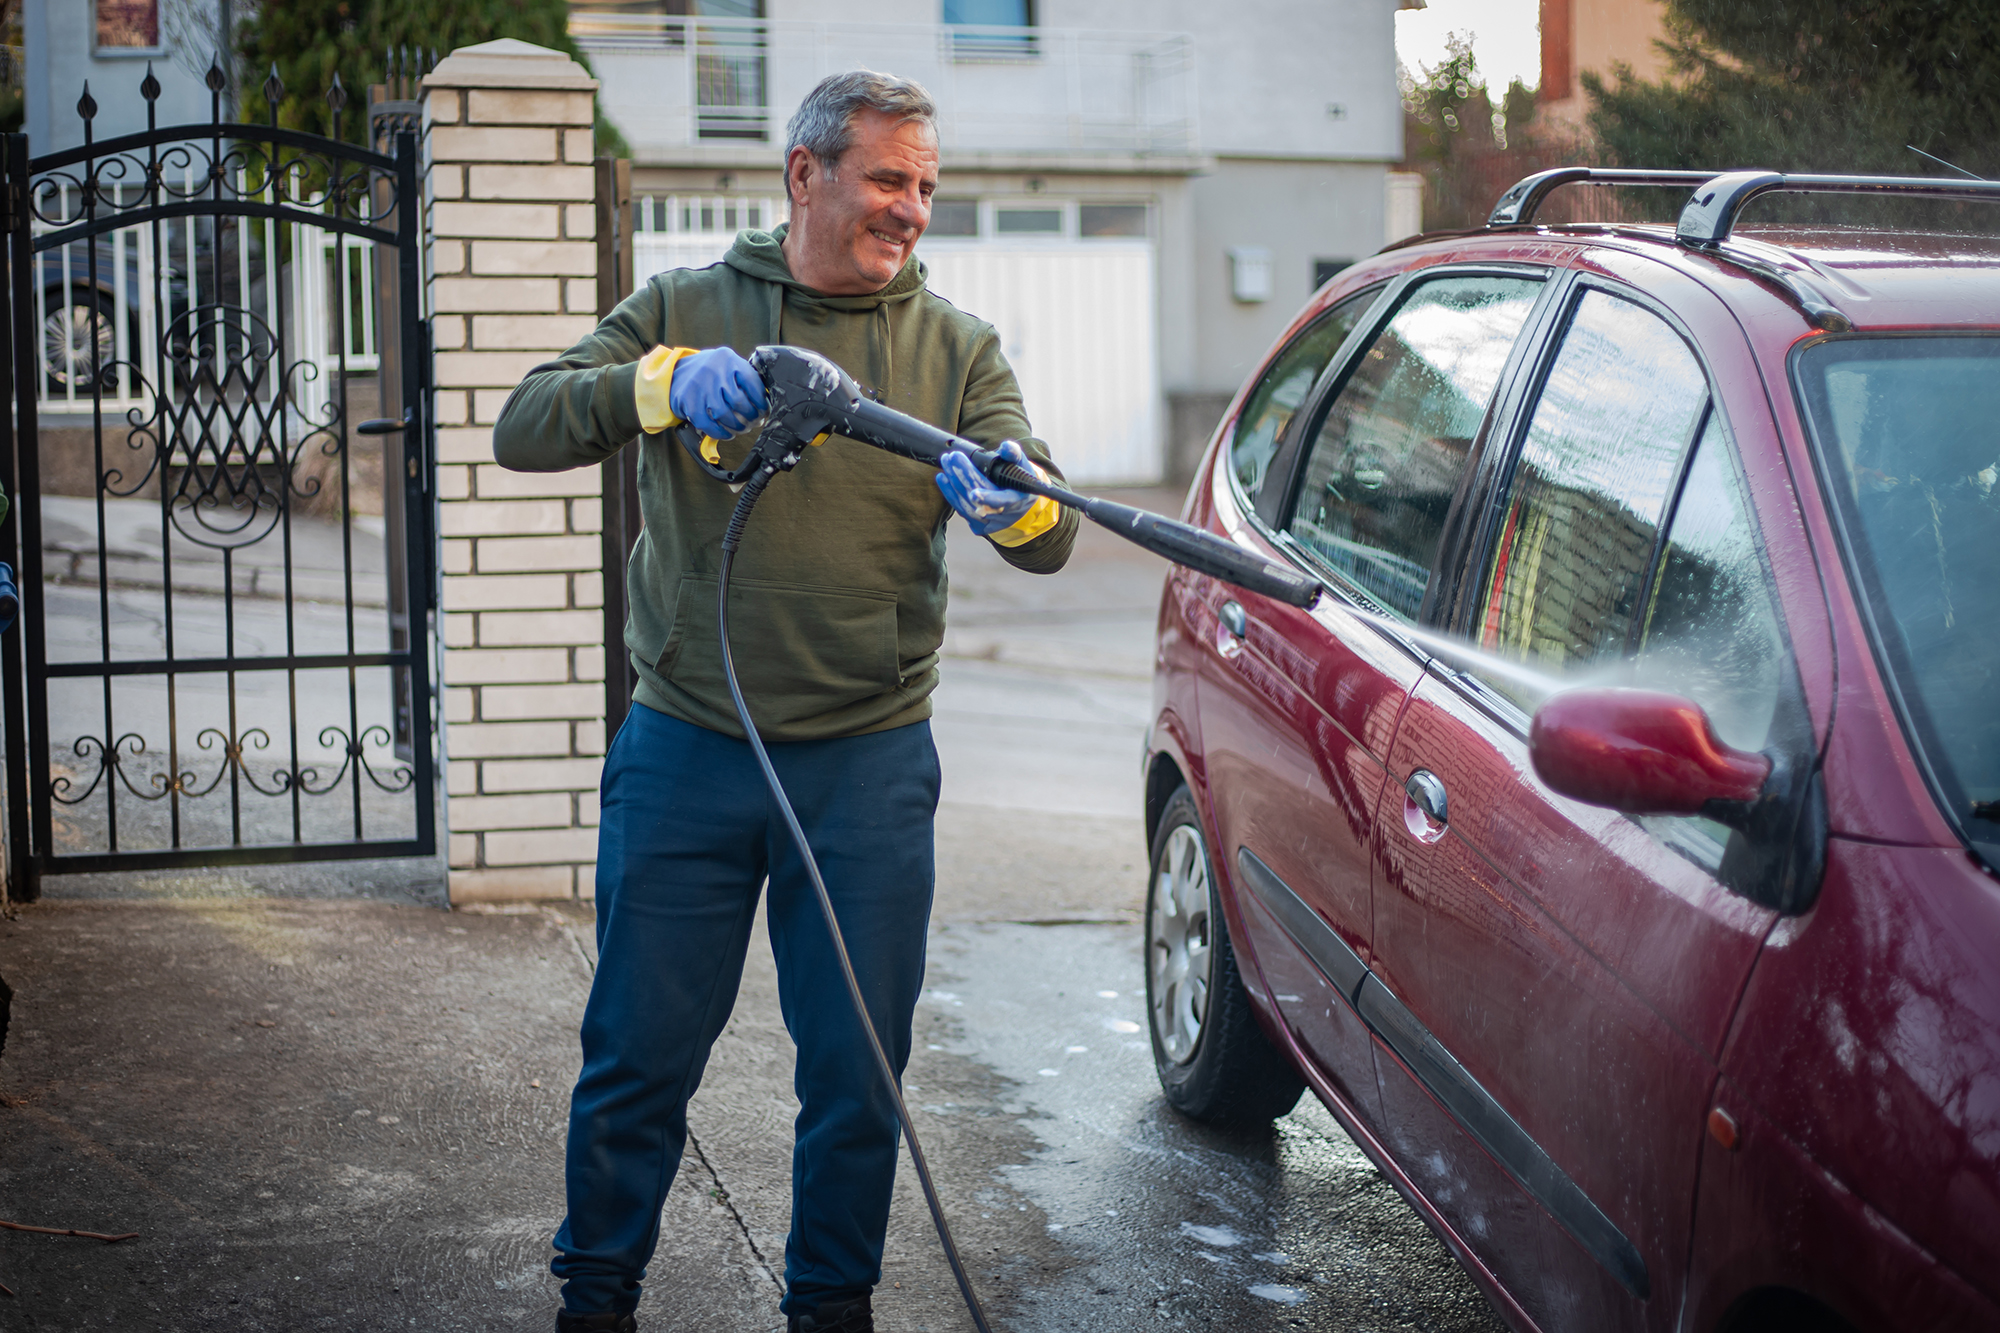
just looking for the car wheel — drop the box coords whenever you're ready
[1146,783,1305,1125]
[43,288,117,396]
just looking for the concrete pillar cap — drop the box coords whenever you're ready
[424,39,598,92]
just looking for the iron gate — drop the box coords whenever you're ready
[0,64,436,899]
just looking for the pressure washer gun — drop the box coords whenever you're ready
[671,343,1322,609]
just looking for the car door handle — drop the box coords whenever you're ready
[1219,600,1247,637]
[1405,769,1448,825]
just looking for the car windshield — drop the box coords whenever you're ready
[1795,337,2000,861]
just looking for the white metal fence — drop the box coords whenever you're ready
[32,178,381,427]
[630,192,788,283]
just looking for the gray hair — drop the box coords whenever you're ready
[784,70,937,200]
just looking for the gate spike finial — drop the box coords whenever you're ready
[77,82,98,122]
[263,63,284,121]
[141,61,161,103]
[327,71,347,139]
[205,52,228,93]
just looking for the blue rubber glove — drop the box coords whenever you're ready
[668,347,767,439]
[0,561,16,636]
[936,441,1040,537]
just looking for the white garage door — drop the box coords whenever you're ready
[919,241,1161,486]
[630,197,1162,485]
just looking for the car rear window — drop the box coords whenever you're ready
[1285,273,1542,618]
[1795,336,2000,858]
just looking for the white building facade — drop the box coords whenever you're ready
[572,0,1410,484]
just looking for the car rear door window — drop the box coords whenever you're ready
[1286,274,1543,618]
[1229,288,1379,503]
[1474,289,1709,705]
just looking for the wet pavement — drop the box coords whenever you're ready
[0,489,1504,1331]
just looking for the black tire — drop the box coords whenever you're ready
[1145,784,1306,1125]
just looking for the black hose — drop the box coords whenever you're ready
[716,466,995,1333]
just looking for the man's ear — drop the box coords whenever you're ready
[786,146,814,206]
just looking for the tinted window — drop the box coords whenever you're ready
[1287,274,1542,618]
[1080,204,1148,237]
[1474,290,1708,706]
[996,208,1061,234]
[1228,288,1378,503]
[1796,336,2000,853]
[929,199,979,236]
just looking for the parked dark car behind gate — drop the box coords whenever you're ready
[1142,168,2000,1333]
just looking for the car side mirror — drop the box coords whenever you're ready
[1529,688,1771,818]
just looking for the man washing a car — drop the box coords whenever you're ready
[492,70,1079,1333]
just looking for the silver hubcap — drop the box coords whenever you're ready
[1150,822,1212,1065]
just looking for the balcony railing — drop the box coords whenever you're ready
[572,15,1198,159]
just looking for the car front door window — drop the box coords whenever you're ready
[1286,274,1544,618]
[1472,288,1710,709]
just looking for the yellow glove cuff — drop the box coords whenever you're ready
[635,345,699,433]
[988,456,1059,548]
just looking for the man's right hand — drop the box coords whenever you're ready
[669,347,767,439]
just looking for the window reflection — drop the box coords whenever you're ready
[1288,274,1542,618]
[1797,336,2000,852]
[1476,290,1707,697]
[1229,289,1377,503]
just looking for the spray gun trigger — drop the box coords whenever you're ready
[700,435,722,465]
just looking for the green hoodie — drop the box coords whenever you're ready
[493,226,1080,742]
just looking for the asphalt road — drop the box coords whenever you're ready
[0,490,1502,1331]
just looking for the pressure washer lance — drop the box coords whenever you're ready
[672,344,1320,1333]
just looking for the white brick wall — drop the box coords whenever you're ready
[425,40,608,905]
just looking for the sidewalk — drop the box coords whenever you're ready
[0,486,1182,1331]
[42,494,390,608]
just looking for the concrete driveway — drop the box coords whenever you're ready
[0,490,1501,1332]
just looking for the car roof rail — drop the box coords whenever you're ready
[1489,166,2000,331]
[1487,168,1720,226]
[1676,170,2000,243]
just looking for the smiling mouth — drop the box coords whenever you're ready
[868,228,911,249]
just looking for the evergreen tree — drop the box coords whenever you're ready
[1585,2,2000,182]
[237,0,627,153]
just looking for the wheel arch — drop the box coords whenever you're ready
[1715,1286,1859,1333]
[1144,749,1186,852]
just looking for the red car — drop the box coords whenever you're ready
[1140,168,2000,1333]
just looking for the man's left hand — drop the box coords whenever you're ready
[936,440,1045,538]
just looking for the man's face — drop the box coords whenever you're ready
[793,108,938,292]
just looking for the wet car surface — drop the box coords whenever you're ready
[1140,174,2000,1333]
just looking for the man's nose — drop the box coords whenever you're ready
[886,191,929,230]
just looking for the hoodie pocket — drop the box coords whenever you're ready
[658,574,900,727]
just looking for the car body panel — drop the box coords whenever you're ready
[1716,839,2000,1308]
[1144,216,2000,1330]
[1683,1079,1999,1332]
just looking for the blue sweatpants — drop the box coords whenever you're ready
[552,703,941,1317]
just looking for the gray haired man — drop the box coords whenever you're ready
[506,69,1078,1333]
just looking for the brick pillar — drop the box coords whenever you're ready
[423,40,607,903]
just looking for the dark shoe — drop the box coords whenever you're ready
[788,1293,873,1333]
[556,1312,636,1333]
